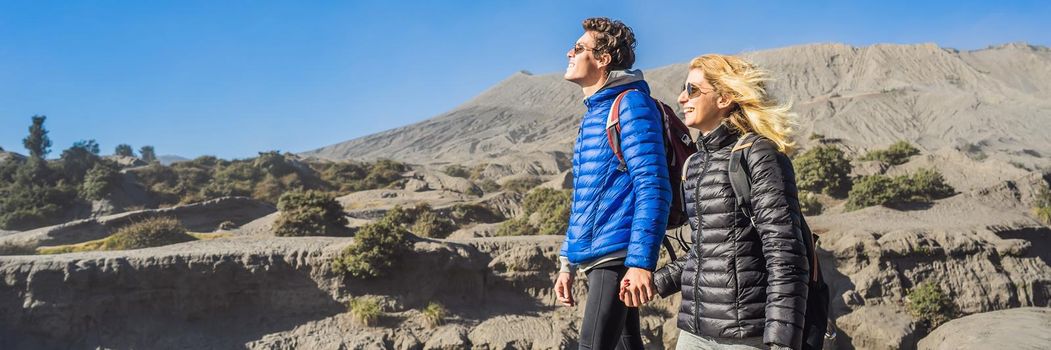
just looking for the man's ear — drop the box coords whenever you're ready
[596,52,612,71]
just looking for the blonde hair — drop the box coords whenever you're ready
[690,54,796,153]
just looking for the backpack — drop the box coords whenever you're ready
[605,89,697,261]
[727,132,833,350]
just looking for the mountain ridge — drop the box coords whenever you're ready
[302,42,1051,175]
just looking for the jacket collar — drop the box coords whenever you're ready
[698,122,740,152]
[583,69,650,108]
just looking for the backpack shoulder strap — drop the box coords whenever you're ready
[729,133,824,284]
[606,89,639,172]
[728,132,757,221]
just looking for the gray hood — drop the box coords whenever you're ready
[600,69,645,90]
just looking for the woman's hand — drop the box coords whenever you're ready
[554,272,575,307]
[619,267,655,307]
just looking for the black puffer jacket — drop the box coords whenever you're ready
[654,124,810,349]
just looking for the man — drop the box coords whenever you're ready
[553,17,671,350]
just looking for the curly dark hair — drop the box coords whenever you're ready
[582,17,636,71]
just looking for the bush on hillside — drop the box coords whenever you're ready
[906,282,957,329]
[421,302,447,328]
[501,177,543,194]
[273,190,348,237]
[0,159,77,231]
[103,217,195,250]
[442,165,470,178]
[80,162,121,200]
[846,168,955,211]
[858,141,920,166]
[496,188,571,236]
[347,296,383,327]
[411,207,455,238]
[1033,184,1051,225]
[792,145,853,197]
[798,191,823,216]
[331,212,413,279]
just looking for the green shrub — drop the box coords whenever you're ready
[59,140,102,183]
[501,177,543,194]
[104,217,195,250]
[316,162,368,192]
[899,168,955,201]
[253,151,296,178]
[114,144,135,158]
[443,165,470,178]
[1034,184,1051,225]
[524,188,572,235]
[23,115,52,159]
[331,212,412,279]
[496,188,571,236]
[274,190,348,237]
[0,160,78,231]
[363,159,407,190]
[448,203,503,224]
[792,145,853,197]
[846,168,955,211]
[421,302,447,328]
[906,282,956,329]
[314,159,406,193]
[411,209,455,238]
[347,296,383,327]
[859,141,920,166]
[80,162,120,200]
[139,146,157,163]
[380,205,415,227]
[799,191,823,215]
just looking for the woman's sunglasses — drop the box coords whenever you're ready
[684,82,714,98]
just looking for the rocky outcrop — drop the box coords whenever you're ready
[0,237,349,349]
[833,305,922,350]
[809,173,1051,349]
[0,197,276,248]
[917,307,1051,350]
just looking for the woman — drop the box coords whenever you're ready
[652,54,810,350]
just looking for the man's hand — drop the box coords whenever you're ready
[554,272,575,307]
[618,267,654,307]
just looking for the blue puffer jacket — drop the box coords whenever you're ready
[560,70,672,271]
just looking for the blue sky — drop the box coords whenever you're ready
[1,1,1049,160]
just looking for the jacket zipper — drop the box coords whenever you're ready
[692,141,711,333]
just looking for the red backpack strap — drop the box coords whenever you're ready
[606,89,637,172]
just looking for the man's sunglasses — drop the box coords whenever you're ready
[571,44,600,55]
[684,82,714,98]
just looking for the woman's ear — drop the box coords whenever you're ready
[716,94,735,109]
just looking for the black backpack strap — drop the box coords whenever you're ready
[728,132,757,224]
[662,235,677,262]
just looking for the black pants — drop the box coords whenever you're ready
[579,264,643,350]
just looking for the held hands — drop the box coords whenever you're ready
[618,267,655,307]
[554,272,575,307]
